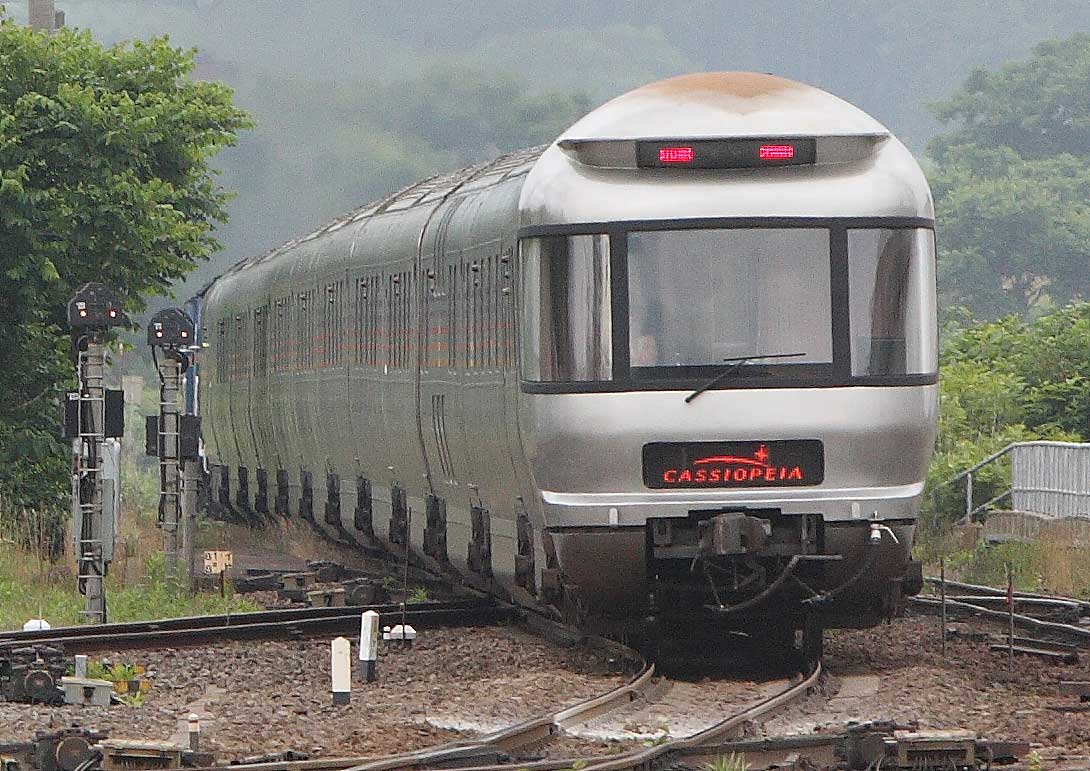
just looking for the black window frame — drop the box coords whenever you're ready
[517,216,937,394]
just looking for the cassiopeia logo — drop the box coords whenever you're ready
[661,444,806,485]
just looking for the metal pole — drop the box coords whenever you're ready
[965,472,974,522]
[940,558,947,660]
[1007,564,1015,674]
[400,506,411,634]
[158,354,182,581]
[180,458,200,593]
[76,338,107,623]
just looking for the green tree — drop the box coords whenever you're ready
[932,33,1090,160]
[929,143,1090,317]
[0,14,251,512]
[929,34,1090,319]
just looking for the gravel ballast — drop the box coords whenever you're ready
[764,611,1090,764]
[0,625,626,759]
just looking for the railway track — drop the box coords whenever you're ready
[923,576,1090,616]
[0,599,513,653]
[911,577,1090,648]
[176,662,820,771]
[909,595,1090,644]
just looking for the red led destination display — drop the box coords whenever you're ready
[643,440,824,489]
[637,138,816,169]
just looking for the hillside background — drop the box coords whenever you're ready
[8,0,1090,300]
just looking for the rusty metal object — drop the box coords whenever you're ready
[698,513,770,556]
[0,645,66,705]
[923,576,1090,616]
[987,642,1079,664]
[98,740,181,771]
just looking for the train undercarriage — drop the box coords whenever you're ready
[560,510,925,669]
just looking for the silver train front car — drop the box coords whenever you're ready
[196,73,938,644]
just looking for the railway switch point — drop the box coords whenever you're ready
[60,676,112,706]
[331,637,351,705]
[307,587,346,608]
[359,610,380,683]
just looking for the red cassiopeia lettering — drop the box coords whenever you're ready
[659,465,807,485]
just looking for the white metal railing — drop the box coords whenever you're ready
[936,441,1090,523]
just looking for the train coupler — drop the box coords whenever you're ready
[697,512,771,556]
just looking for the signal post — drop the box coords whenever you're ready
[146,308,199,586]
[66,284,126,624]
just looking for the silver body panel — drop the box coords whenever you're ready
[523,385,938,527]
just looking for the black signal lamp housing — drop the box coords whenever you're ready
[67,283,127,330]
[147,307,196,349]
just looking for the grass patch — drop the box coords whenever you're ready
[0,445,260,632]
[923,538,1090,598]
[0,546,260,631]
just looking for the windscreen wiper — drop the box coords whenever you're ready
[684,352,807,404]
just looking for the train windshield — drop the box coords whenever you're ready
[627,228,832,370]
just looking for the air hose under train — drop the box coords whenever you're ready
[706,522,888,615]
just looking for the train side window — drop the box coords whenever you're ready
[500,250,513,368]
[848,229,937,377]
[463,262,472,368]
[404,271,413,368]
[234,313,245,382]
[217,320,227,382]
[338,278,346,365]
[297,290,312,370]
[386,274,396,368]
[448,264,458,368]
[273,298,284,373]
[519,234,612,382]
[254,306,268,379]
[324,282,339,367]
[370,274,380,365]
[490,256,499,370]
[359,279,372,366]
[284,295,295,372]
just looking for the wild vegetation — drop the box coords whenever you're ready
[0,12,251,521]
[0,498,258,631]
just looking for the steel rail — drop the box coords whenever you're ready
[0,602,513,653]
[0,599,491,645]
[923,576,1090,614]
[395,660,823,771]
[909,596,1090,645]
[576,660,822,771]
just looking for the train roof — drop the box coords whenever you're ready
[560,71,888,143]
[520,71,933,226]
[196,144,545,298]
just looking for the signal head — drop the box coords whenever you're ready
[67,283,127,330]
[147,307,196,349]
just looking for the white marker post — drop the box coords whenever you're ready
[359,610,380,683]
[331,636,351,705]
[74,654,88,679]
[187,713,201,751]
